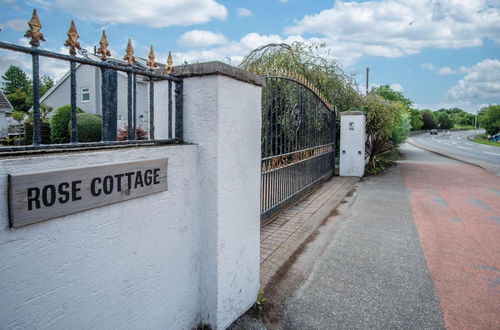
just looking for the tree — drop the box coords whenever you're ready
[478,105,500,135]
[1,66,55,113]
[6,88,32,112]
[39,75,54,96]
[11,111,25,125]
[238,42,362,113]
[1,66,30,95]
[408,108,423,130]
[435,111,453,129]
[421,110,437,129]
[371,85,413,109]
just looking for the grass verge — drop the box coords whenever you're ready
[469,134,500,147]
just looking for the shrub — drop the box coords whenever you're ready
[70,113,102,142]
[478,104,500,135]
[50,105,83,143]
[11,111,25,125]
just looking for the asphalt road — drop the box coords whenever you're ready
[410,130,500,175]
[231,143,500,329]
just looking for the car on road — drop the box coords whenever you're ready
[430,129,438,135]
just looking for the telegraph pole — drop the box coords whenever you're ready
[365,67,370,95]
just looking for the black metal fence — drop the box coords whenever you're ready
[261,75,336,220]
[0,10,182,153]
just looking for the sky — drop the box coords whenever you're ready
[0,0,499,113]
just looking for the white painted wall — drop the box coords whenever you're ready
[183,75,261,329]
[42,65,149,128]
[0,145,202,330]
[339,112,366,177]
[0,111,13,137]
[0,63,263,330]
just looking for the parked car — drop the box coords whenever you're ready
[430,129,438,135]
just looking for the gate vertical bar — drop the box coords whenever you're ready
[32,54,41,145]
[127,72,133,140]
[149,76,155,140]
[70,60,78,143]
[168,80,173,139]
[174,80,183,141]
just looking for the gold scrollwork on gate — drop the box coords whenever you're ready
[262,145,334,172]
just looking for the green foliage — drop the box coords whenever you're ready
[408,108,423,130]
[255,290,267,314]
[238,42,362,113]
[371,85,413,109]
[478,104,500,135]
[364,94,399,139]
[39,75,54,96]
[421,110,437,129]
[71,113,102,142]
[49,105,84,144]
[391,111,411,146]
[6,88,32,112]
[1,66,53,112]
[434,111,453,129]
[1,66,30,95]
[471,134,500,147]
[11,111,25,124]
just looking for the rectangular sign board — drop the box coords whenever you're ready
[8,158,168,228]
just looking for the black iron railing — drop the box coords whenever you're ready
[260,75,336,219]
[0,9,183,153]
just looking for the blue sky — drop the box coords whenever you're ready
[1,0,499,113]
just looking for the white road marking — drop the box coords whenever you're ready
[466,143,473,146]
[443,142,452,146]
[457,146,472,150]
[483,151,500,156]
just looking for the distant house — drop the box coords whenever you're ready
[0,91,14,138]
[40,54,152,128]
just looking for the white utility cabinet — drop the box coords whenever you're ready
[339,111,365,177]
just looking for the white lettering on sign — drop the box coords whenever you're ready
[8,158,168,228]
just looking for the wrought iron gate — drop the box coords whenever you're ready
[261,75,336,220]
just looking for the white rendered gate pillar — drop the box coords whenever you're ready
[174,62,263,329]
[339,111,366,177]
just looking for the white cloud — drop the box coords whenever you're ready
[4,19,26,31]
[40,0,227,27]
[236,8,252,17]
[437,67,456,75]
[390,83,404,92]
[177,30,228,48]
[421,63,435,71]
[172,32,305,66]
[284,0,500,60]
[446,59,500,101]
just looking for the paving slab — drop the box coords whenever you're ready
[259,176,359,290]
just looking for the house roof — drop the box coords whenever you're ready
[39,54,152,106]
[0,91,13,112]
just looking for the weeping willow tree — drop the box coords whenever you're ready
[240,42,409,175]
[238,42,362,113]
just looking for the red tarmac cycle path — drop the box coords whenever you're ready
[401,161,500,329]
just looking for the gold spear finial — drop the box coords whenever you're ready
[64,20,81,56]
[146,45,157,69]
[166,51,173,74]
[97,30,111,60]
[24,9,45,48]
[123,38,135,65]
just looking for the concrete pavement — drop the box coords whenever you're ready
[231,142,500,329]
